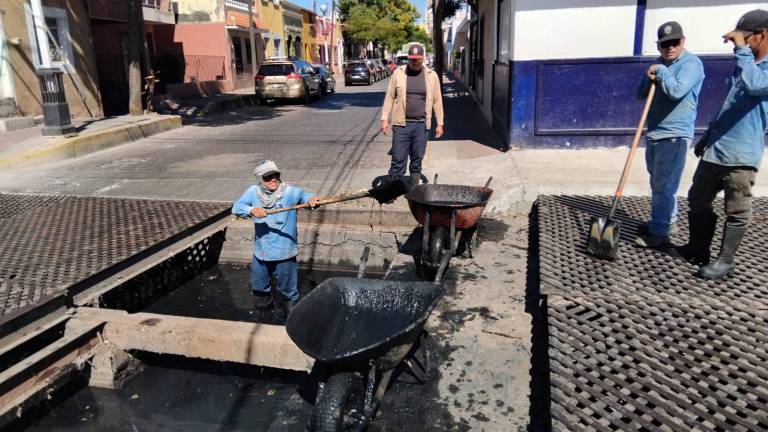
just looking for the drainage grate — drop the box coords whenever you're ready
[535,195,768,431]
[0,194,231,320]
[536,195,768,308]
[548,297,768,432]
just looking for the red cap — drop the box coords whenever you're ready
[407,44,425,59]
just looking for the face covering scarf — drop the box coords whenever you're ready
[256,180,287,209]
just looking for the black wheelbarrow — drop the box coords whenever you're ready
[286,251,445,431]
[404,175,494,281]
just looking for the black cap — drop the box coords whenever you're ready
[735,9,768,32]
[657,21,684,43]
[407,44,425,59]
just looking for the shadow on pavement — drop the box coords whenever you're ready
[183,104,289,127]
[440,80,507,152]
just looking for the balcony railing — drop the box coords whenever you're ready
[142,0,173,12]
[225,0,253,12]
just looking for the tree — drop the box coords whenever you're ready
[127,0,144,115]
[339,0,421,56]
[431,0,462,81]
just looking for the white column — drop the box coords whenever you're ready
[30,0,51,67]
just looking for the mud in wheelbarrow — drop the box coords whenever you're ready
[286,277,444,431]
[405,181,493,280]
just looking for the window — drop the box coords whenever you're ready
[24,5,75,71]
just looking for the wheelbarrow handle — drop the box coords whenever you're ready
[264,191,371,215]
[483,177,493,188]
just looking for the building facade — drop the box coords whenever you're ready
[466,0,762,149]
[1,0,103,118]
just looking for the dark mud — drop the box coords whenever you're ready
[21,353,311,432]
[142,263,370,325]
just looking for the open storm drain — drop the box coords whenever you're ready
[535,195,768,431]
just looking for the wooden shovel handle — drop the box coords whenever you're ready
[614,82,656,199]
[264,190,371,215]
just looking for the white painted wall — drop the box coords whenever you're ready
[643,2,767,55]
[512,0,637,60]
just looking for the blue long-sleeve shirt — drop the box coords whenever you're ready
[232,185,315,261]
[637,49,704,140]
[702,46,768,169]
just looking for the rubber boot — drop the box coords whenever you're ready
[697,224,747,280]
[675,212,717,266]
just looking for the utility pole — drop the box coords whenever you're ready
[330,0,336,74]
[127,0,143,115]
[248,0,257,79]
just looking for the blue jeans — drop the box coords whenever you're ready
[250,256,299,303]
[645,137,690,236]
[388,122,428,177]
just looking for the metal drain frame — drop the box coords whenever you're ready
[0,194,231,337]
[534,195,768,432]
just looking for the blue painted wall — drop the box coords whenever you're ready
[507,55,736,148]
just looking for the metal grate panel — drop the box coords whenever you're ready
[548,298,768,432]
[537,195,768,308]
[536,195,768,431]
[0,194,230,320]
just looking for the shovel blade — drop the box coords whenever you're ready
[369,176,408,203]
[586,216,621,261]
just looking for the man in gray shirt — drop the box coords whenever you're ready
[380,44,444,186]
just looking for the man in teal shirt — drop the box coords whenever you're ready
[677,10,768,280]
[635,21,705,248]
[232,160,318,309]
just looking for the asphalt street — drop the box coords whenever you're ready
[0,80,394,201]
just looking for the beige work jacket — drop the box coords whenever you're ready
[380,65,444,130]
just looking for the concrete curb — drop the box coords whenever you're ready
[0,115,181,168]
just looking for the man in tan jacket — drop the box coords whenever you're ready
[380,44,444,185]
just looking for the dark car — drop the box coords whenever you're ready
[312,64,336,94]
[345,61,374,85]
[255,57,322,104]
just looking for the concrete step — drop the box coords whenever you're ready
[0,117,35,133]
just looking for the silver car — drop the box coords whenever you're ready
[255,58,322,104]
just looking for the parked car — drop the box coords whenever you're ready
[255,57,322,104]
[345,61,375,85]
[365,59,382,81]
[375,59,387,79]
[312,64,336,94]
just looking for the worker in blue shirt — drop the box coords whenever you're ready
[677,9,768,280]
[232,160,318,310]
[635,21,705,248]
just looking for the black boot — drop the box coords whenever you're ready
[675,212,717,266]
[253,291,273,309]
[698,224,747,280]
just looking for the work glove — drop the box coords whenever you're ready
[694,129,710,158]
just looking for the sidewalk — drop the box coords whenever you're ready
[422,78,768,215]
[0,114,181,169]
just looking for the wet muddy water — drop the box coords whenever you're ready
[19,262,462,431]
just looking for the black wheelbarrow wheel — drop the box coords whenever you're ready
[311,372,366,432]
[421,226,449,281]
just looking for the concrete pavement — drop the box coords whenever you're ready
[0,114,181,169]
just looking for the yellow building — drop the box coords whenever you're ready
[259,0,285,58]
[299,7,318,63]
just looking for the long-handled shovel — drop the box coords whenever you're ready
[586,82,656,260]
[262,178,408,215]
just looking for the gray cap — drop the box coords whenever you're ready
[253,160,280,177]
[736,9,768,32]
[657,21,684,43]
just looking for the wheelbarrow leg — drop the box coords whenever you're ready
[421,210,430,262]
[449,210,457,254]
